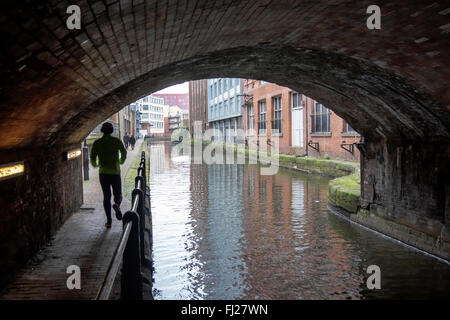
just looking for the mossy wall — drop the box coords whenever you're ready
[328,174,361,214]
[279,155,358,178]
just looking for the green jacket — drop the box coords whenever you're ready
[90,134,127,175]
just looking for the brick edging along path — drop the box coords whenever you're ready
[0,139,145,300]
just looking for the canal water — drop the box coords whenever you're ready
[148,142,450,300]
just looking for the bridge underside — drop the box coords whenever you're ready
[0,0,449,286]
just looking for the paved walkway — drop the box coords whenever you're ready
[0,139,145,300]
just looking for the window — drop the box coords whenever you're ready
[312,102,330,133]
[258,100,267,135]
[292,92,303,109]
[143,104,149,111]
[224,99,228,114]
[224,78,228,91]
[345,122,357,133]
[218,79,222,95]
[229,97,234,114]
[272,96,282,134]
[248,105,254,130]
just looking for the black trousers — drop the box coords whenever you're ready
[99,173,122,222]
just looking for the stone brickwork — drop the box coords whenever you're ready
[360,140,449,260]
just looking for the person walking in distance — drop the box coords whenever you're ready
[90,122,127,228]
[129,135,136,150]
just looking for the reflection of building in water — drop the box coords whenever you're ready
[185,162,210,296]
[240,166,359,299]
[190,163,209,217]
[202,164,247,298]
[240,166,298,298]
[149,143,165,175]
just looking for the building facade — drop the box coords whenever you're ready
[117,104,136,138]
[165,105,183,133]
[188,79,208,138]
[87,105,136,142]
[242,80,294,154]
[242,79,360,161]
[307,99,360,161]
[153,93,189,111]
[208,78,243,142]
[182,110,189,129]
[138,94,167,137]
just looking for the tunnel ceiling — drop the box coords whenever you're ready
[0,0,449,149]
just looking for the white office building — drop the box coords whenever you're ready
[137,95,167,136]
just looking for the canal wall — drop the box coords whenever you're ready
[277,154,358,178]
[327,166,449,262]
[328,174,361,214]
[145,136,171,142]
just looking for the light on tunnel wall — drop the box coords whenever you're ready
[64,149,82,161]
[0,162,25,181]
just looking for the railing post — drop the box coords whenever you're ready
[121,211,143,300]
[133,177,145,264]
[141,151,146,187]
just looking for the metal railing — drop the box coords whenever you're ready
[96,151,148,300]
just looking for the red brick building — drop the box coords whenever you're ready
[188,80,208,136]
[242,80,293,154]
[153,93,189,111]
[242,80,360,161]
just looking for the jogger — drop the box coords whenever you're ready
[99,173,122,223]
[90,122,127,228]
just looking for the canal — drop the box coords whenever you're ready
[148,142,450,300]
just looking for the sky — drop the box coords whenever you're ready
[154,81,189,94]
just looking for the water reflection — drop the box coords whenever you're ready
[149,142,450,300]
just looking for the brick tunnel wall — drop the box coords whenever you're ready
[360,139,449,260]
[0,143,83,288]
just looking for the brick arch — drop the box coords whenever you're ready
[0,0,449,149]
[54,44,449,146]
